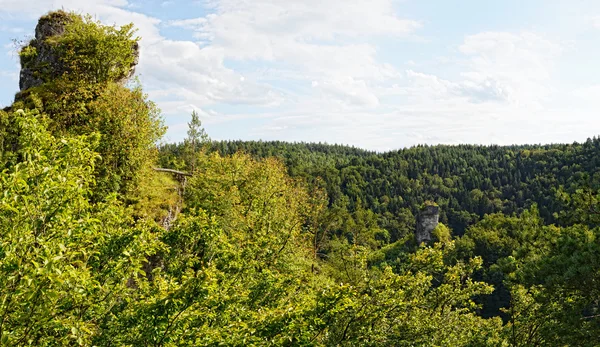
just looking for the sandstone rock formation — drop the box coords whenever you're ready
[415,204,440,245]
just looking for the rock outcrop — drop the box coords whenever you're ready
[18,10,139,92]
[415,204,440,245]
[19,11,71,91]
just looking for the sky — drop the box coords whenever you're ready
[0,0,599,151]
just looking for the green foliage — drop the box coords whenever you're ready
[0,109,160,345]
[10,80,166,200]
[181,139,600,238]
[185,152,314,268]
[153,117,600,346]
[97,152,323,345]
[6,11,165,200]
[314,242,504,346]
[129,166,180,224]
[18,45,37,66]
[86,82,165,197]
[5,9,600,346]
[432,223,451,244]
[22,10,139,85]
[508,224,600,346]
[182,110,210,172]
[422,199,439,208]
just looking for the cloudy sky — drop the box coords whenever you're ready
[0,0,599,151]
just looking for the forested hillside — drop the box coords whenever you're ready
[161,139,600,237]
[1,10,599,346]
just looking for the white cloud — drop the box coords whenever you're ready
[194,0,420,40]
[0,1,596,150]
[572,85,600,101]
[0,0,424,147]
[312,77,380,108]
[0,0,282,110]
[167,0,419,107]
[139,40,283,108]
[249,30,574,149]
[458,32,562,108]
[405,69,509,104]
[0,0,129,18]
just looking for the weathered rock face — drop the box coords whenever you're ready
[35,12,69,40]
[18,10,139,92]
[415,205,440,245]
[19,11,71,91]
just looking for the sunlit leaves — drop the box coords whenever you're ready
[0,110,159,345]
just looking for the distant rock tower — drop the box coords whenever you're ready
[415,204,440,245]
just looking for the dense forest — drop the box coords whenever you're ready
[1,10,599,346]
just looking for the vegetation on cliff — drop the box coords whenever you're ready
[0,10,599,346]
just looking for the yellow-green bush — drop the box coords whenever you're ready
[5,10,165,200]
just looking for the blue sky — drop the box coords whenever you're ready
[0,0,599,151]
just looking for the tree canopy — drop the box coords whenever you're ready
[1,9,599,346]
